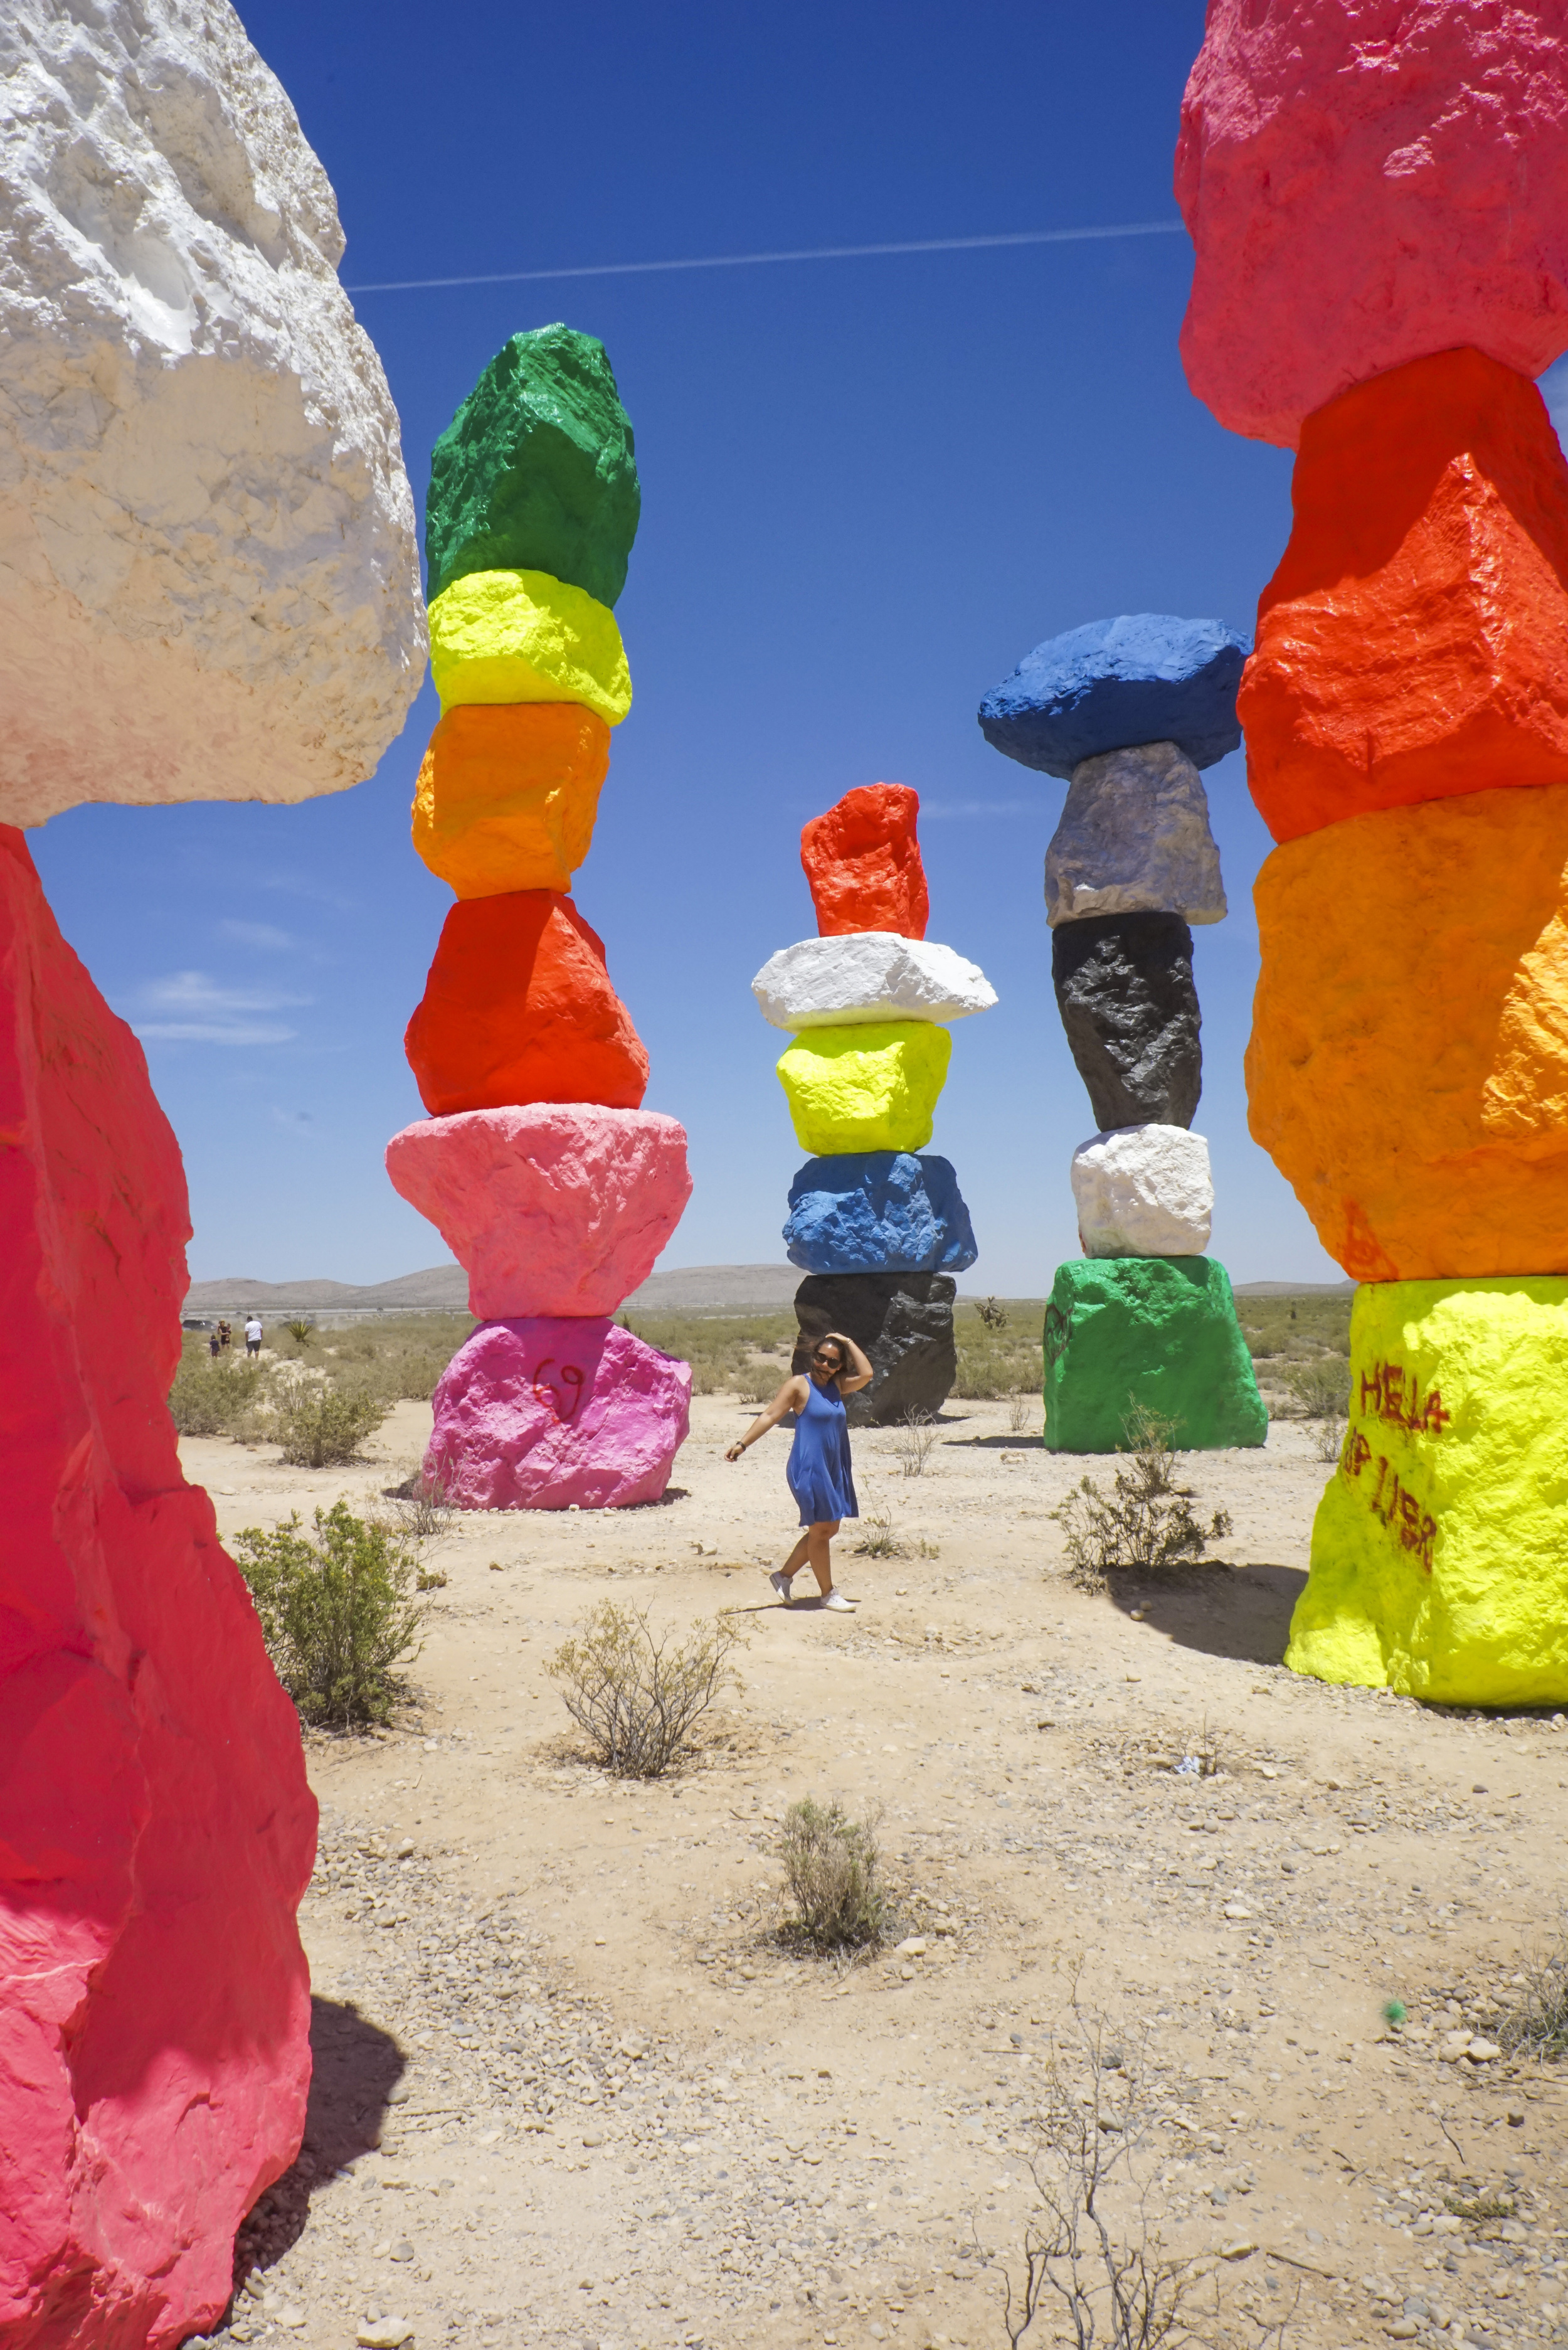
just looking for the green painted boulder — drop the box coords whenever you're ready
[1042,1256,1267,1453]
[425,326,640,609]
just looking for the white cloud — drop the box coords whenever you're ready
[218,918,299,950]
[919,798,1036,818]
[120,969,310,1048]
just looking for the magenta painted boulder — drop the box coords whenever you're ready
[426,1316,692,1510]
[0,827,315,2349]
[385,1104,691,1319]
[1176,0,1568,447]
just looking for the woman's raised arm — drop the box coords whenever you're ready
[827,1330,874,1395]
[724,1373,807,1462]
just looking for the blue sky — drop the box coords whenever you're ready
[32,0,1351,1294]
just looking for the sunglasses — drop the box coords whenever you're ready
[811,1348,842,1364]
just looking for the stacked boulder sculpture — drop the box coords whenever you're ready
[751,785,995,1422]
[386,329,692,1509]
[0,3,425,2342]
[979,616,1267,1453]
[1177,0,1568,1703]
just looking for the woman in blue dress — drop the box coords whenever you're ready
[724,1330,873,1610]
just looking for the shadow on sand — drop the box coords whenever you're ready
[1107,1561,1308,1670]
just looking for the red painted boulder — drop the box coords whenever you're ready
[0,826,315,2349]
[425,1316,692,1510]
[404,890,649,1117]
[385,1104,692,1319]
[1242,349,1568,841]
[1176,0,1568,447]
[800,785,929,939]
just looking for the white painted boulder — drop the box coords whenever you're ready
[0,0,426,826]
[751,932,997,1030]
[1071,1124,1214,1258]
[1045,742,1226,927]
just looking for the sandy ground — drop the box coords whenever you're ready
[183,1394,1568,2350]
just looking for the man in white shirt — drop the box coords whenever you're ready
[244,1316,263,1357]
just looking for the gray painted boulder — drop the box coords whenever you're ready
[1045,741,1226,927]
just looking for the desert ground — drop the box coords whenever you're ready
[182,1382,1568,2350]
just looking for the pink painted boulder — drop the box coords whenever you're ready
[426,1317,692,1511]
[0,827,315,2349]
[385,1105,691,1320]
[1176,0,1568,447]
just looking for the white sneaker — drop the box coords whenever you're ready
[769,1570,795,1603]
[823,1591,856,1612]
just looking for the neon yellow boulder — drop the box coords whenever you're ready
[428,567,632,725]
[776,1021,951,1154]
[1287,1277,1568,1706]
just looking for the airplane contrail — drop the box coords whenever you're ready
[344,218,1187,295]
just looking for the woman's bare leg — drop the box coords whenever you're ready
[805,1519,840,1595]
[781,1530,812,1580]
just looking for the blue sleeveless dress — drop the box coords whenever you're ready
[787,1375,859,1527]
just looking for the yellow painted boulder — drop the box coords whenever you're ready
[411,702,610,897]
[1248,783,1568,1280]
[776,1021,951,1154]
[428,567,632,726]
[1287,1279,1568,1705]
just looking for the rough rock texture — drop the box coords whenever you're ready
[1052,912,1202,1130]
[783,1152,977,1276]
[0,826,315,2346]
[1241,349,1568,843]
[978,615,1247,778]
[424,325,639,609]
[428,568,631,725]
[0,0,425,827]
[776,1021,951,1156]
[1248,785,1568,1279]
[1046,742,1226,926]
[1287,1279,1568,1704]
[426,1317,691,1511]
[384,1105,691,1320]
[405,890,648,1119]
[1175,0,1568,449]
[800,786,929,939]
[792,1272,957,1428]
[1070,1124,1214,1260]
[411,702,610,898]
[1042,1256,1266,1454]
[751,933,995,1030]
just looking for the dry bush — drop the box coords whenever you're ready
[265,1376,391,1468]
[282,1317,314,1348]
[548,1603,744,1778]
[1051,1407,1232,1590]
[778,1798,886,1950]
[1008,1390,1037,1435]
[893,1409,938,1477]
[168,1352,269,1437]
[233,1501,423,1728]
[1501,1915,1568,2060]
[999,2006,1233,2350]
[619,1310,798,1396]
[386,1463,457,1544]
[854,1509,907,1558]
[951,1297,1047,1400]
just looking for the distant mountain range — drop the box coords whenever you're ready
[183,1261,1351,1320]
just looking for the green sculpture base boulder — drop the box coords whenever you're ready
[1042,1256,1267,1453]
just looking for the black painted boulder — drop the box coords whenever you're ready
[792,1272,956,1427]
[1051,910,1201,1130]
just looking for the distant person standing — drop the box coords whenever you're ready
[208,1328,221,1360]
[244,1315,263,1358]
[216,1318,232,1353]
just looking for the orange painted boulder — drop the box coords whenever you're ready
[1242,349,1568,843]
[405,889,648,1116]
[411,702,610,897]
[1247,785,1568,1280]
[801,784,929,939]
[0,826,315,2348]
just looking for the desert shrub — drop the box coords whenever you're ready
[891,1409,938,1477]
[1007,1389,1037,1435]
[386,1464,457,1544]
[233,1501,423,1727]
[854,1510,907,1558]
[1281,1355,1352,1418]
[620,1311,798,1397]
[320,1312,475,1401]
[1236,1290,1352,1363]
[265,1376,391,1467]
[169,1353,268,1437]
[548,1603,744,1778]
[282,1318,314,1347]
[1051,1407,1232,1590]
[778,1798,886,1950]
[951,1298,1047,1399]
[1501,1920,1568,2060]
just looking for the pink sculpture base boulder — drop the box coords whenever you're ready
[1176,0,1568,447]
[0,826,316,2349]
[426,1317,692,1510]
[385,1104,691,1319]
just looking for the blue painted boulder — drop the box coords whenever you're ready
[784,1151,977,1275]
[977,614,1249,779]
